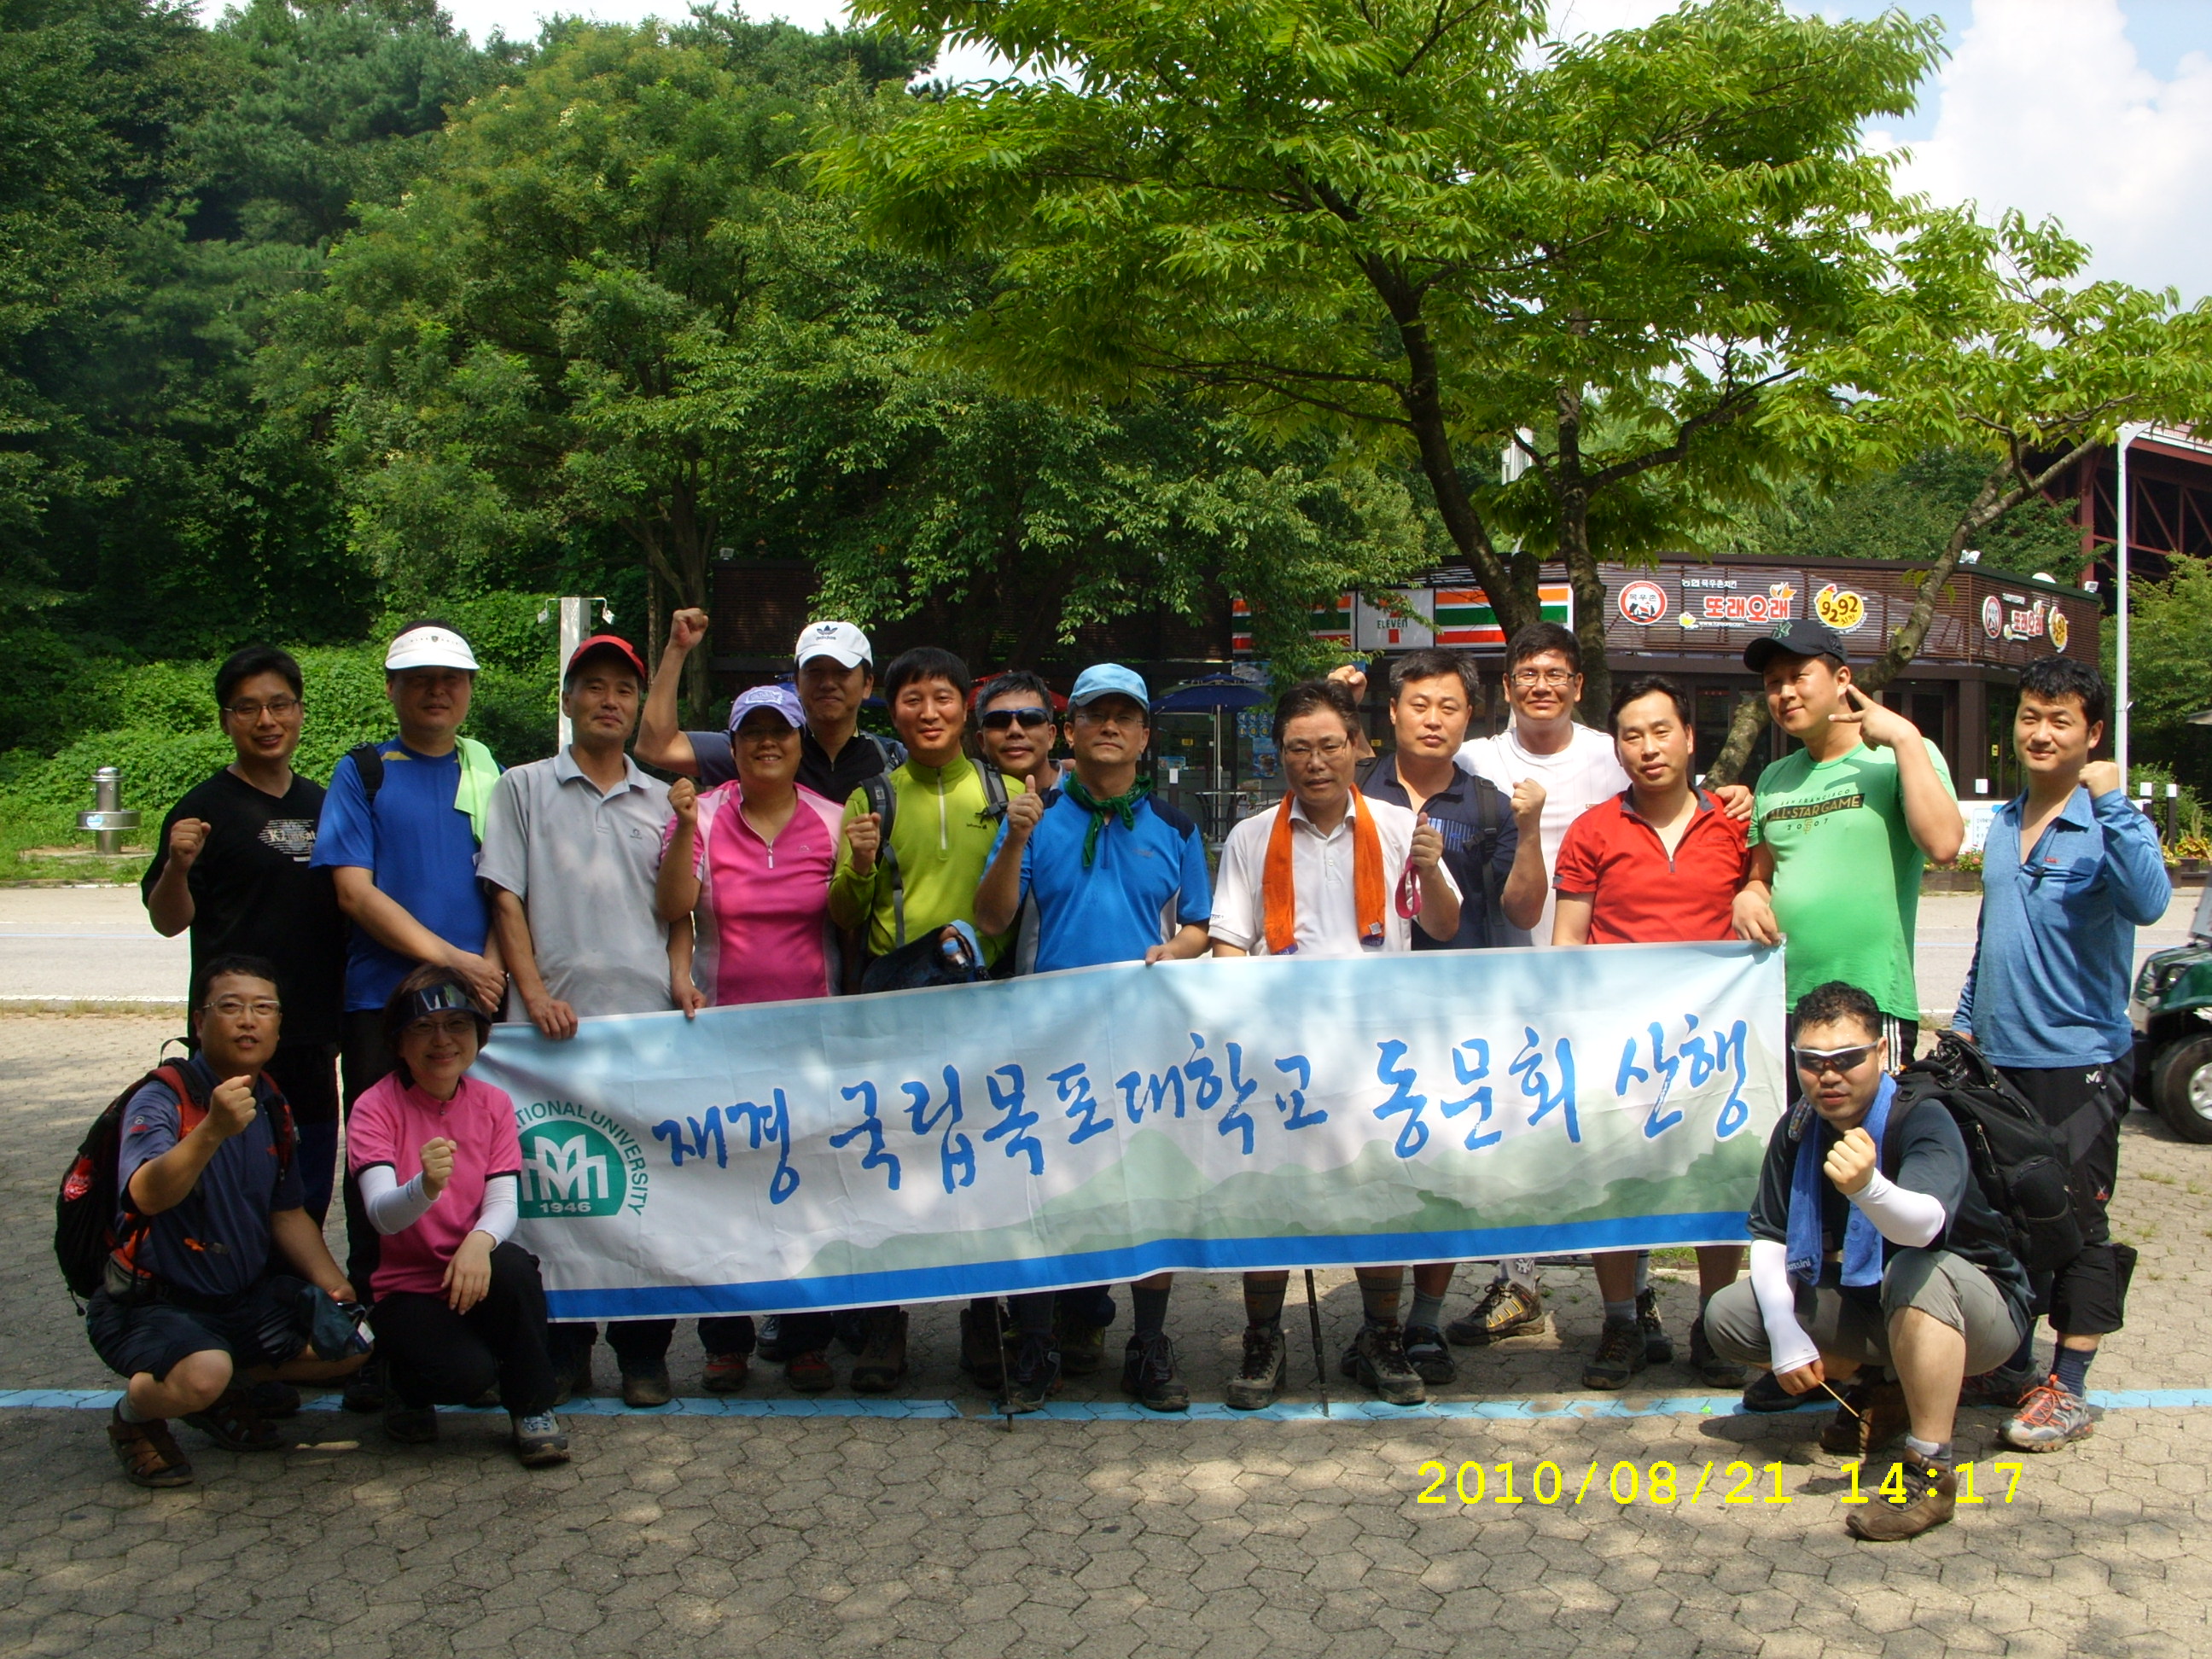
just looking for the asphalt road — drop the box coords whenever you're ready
[3,883,2202,1018]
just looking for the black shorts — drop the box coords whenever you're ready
[86,1276,314,1382]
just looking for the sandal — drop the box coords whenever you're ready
[108,1409,195,1487]
[182,1387,282,1452]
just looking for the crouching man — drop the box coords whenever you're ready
[1703,981,2031,1542]
[90,955,368,1487]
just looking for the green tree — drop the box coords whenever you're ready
[2116,558,2212,796]
[822,0,1937,709]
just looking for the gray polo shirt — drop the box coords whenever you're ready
[478,748,675,1018]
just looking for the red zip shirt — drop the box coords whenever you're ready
[1552,789,1749,944]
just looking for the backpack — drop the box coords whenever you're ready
[859,761,1010,952]
[55,1062,298,1301]
[347,737,497,843]
[1887,1033,2085,1274]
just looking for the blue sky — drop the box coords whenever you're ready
[217,0,2212,300]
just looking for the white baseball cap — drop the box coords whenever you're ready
[385,625,481,673]
[793,619,871,670]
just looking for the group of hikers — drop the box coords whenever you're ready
[82,598,2163,1542]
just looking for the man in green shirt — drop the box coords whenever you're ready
[1733,617,1964,1060]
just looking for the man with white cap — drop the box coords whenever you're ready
[479,632,696,1407]
[311,619,504,1317]
[637,609,904,802]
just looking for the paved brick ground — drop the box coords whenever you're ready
[3,1015,2208,1657]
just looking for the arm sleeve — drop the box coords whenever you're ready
[1749,1238,1822,1377]
[1551,815,1598,896]
[1177,824,1214,925]
[2094,788,2174,926]
[827,790,878,930]
[310,754,375,871]
[116,1083,183,1198]
[1207,821,1261,952]
[470,1173,519,1247]
[474,771,530,898]
[1488,803,1519,890]
[689,732,736,788]
[1843,1167,1947,1249]
[359,1165,436,1236]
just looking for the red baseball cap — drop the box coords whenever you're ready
[565,633,647,684]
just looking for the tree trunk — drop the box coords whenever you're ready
[1703,438,2103,786]
[1549,381,1610,719]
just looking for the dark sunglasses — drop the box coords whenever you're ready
[978,707,1053,731]
[1793,1042,1880,1076]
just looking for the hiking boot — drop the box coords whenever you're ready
[1636,1287,1674,1365]
[1225,1322,1287,1411]
[851,1308,909,1394]
[1685,1317,1745,1388]
[620,1360,673,1409]
[248,1380,302,1418]
[510,1412,570,1467]
[1741,1369,1797,1412]
[701,1351,750,1394]
[1844,1450,1955,1542]
[1819,1376,1908,1458]
[784,1349,835,1393]
[2002,1376,2097,1452]
[754,1315,788,1363]
[1000,1334,1062,1413]
[550,1336,591,1406]
[1962,1359,2039,1410]
[1055,1309,1109,1377]
[108,1409,193,1488]
[958,1305,1007,1390]
[1121,1332,1189,1412]
[383,1402,439,1444]
[1342,1321,1427,1406]
[1581,1318,1648,1390]
[1446,1279,1545,1346]
[183,1387,282,1452]
[1401,1324,1458,1386]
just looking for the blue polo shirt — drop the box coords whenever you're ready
[1956,784,2170,1068]
[311,739,493,1012]
[998,789,1213,972]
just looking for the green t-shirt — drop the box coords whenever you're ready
[829,755,1026,962]
[1749,738,1956,1021]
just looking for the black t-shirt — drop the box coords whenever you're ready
[1360,761,1520,949]
[1747,1089,2032,1321]
[141,769,346,1045]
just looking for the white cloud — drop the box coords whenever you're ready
[1882,0,2212,300]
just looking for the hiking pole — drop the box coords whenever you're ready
[991,1296,1016,1433]
[1304,1270,1330,1417]
[1819,1380,1861,1421]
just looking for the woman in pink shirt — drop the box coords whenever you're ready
[658,682,844,1388]
[347,964,567,1466]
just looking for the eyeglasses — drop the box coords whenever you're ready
[207,997,281,1018]
[1281,737,1352,760]
[978,707,1053,731]
[223,697,302,720]
[1071,704,1142,727]
[404,1013,480,1040]
[1510,668,1576,689]
[1793,1043,1879,1077]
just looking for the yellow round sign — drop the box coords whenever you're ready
[1814,584,1867,632]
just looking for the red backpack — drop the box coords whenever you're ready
[55,1063,295,1301]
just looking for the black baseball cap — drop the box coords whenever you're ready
[1743,618,1850,673]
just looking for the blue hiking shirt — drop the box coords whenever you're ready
[998,791,1213,973]
[1956,784,2170,1067]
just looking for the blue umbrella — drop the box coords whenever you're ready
[1151,674,1269,714]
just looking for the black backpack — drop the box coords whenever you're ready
[1889,1033,2084,1274]
[55,1062,296,1301]
[859,761,1010,952]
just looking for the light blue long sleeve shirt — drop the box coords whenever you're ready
[1956,784,2171,1068]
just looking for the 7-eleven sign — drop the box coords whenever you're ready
[1434,584,1573,648]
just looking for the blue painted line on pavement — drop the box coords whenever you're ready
[6,1387,2211,1418]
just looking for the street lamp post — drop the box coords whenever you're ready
[2114,422,2154,782]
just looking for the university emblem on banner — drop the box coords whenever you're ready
[517,1099,649,1218]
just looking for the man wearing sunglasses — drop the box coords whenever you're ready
[973,671,1065,798]
[1703,981,2031,1542]
[975,664,1214,1411]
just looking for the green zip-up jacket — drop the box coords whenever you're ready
[830,754,1027,962]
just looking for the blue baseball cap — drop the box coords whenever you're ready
[1068,664,1150,709]
[726,683,805,733]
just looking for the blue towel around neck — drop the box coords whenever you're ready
[1785,1073,1895,1289]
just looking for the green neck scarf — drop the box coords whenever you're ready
[1062,774,1150,867]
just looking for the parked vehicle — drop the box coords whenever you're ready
[2132,882,2212,1144]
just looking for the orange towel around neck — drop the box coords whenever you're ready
[1261,789,1386,955]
